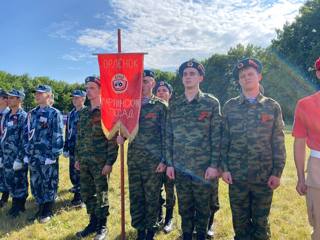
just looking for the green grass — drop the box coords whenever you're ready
[0,134,310,239]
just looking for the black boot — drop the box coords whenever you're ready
[71,192,84,207]
[19,197,26,212]
[7,198,18,216]
[163,208,174,233]
[28,204,44,222]
[196,232,206,240]
[136,229,146,240]
[39,202,54,223]
[0,192,9,208]
[8,198,26,218]
[94,218,107,240]
[207,213,215,239]
[182,232,193,240]
[76,214,97,238]
[146,229,155,240]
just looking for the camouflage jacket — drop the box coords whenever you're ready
[75,106,118,166]
[0,107,9,136]
[25,106,64,164]
[64,107,84,155]
[0,108,27,166]
[221,93,286,183]
[128,95,168,167]
[166,91,221,177]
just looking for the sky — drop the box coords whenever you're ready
[0,0,306,83]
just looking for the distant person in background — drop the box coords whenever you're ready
[0,89,10,208]
[154,81,176,234]
[292,57,320,240]
[63,90,86,207]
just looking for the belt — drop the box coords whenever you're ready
[310,149,320,158]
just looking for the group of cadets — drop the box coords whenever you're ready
[0,57,319,240]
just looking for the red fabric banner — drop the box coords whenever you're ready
[98,53,144,141]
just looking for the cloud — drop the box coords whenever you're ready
[62,50,95,62]
[73,0,305,69]
[48,21,78,40]
[76,29,114,49]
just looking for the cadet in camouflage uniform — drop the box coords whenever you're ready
[128,70,167,240]
[63,90,86,207]
[154,80,176,233]
[0,89,10,208]
[166,60,221,240]
[0,90,28,218]
[25,85,64,223]
[75,76,118,240]
[221,58,286,240]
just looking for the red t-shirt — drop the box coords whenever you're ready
[292,91,320,150]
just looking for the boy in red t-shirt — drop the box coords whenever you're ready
[292,57,320,240]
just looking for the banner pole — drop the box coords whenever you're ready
[118,28,126,240]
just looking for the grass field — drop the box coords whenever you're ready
[0,132,311,240]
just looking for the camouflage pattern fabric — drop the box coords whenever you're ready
[166,91,221,234]
[25,106,64,204]
[0,108,28,198]
[221,93,286,240]
[0,107,9,193]
[64,108,82,193]
[75,106,118,219]
[127,95,167,231]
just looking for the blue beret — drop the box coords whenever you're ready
[233,58,262,79]
[143,70,155,79]
[85,76,100,86]
[7,89,25,99]
[155,81,173,94]
[179,59,205,78]
[35,84,52,93]
[0,89,8,98]
[71,90,86,97]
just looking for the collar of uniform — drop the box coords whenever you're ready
[9,107,23,116]
[0,107,9,114]
[181,90,204,104]
[144,95,158,105]
[239,92,266,105]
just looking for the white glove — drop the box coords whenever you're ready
[63,151,69,158]
[45,158,56,165]
[0,157,3,168]
[23,156,29,164]
[13,161,23,171]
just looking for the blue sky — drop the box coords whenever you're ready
[0,0,305,83]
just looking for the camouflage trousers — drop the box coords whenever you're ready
[80,159,109,219]
[175,171,218,234]
[69,155,80,193]
[159,174,176,210]
[229,181,273,240]
[209,179,220,216]
[128,162,162,231]
[4,166,28,199]
[29,161,59,204]
[0,168,8,193]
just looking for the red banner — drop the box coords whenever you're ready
[98,53,144,141]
